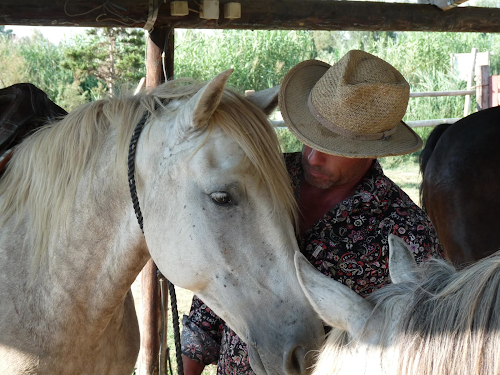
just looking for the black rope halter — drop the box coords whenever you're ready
[128,110,184,375]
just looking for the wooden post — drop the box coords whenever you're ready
[476,65,490,111]
[139,25,174,375]
[463,48,477,117]
[139,260,161,375]
[489,75,500,108]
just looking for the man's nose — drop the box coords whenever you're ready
[307,148,327,166]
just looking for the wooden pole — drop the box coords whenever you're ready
[490,75,500,108]
[463,48,477,117]
[139,260,161,375]
[476,64,490,111]
[145,28,168,90]
[139,25,173,375]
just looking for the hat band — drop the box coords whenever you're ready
[307,93,398,141]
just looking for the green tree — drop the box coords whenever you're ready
[62,28,146,97]
[17,31,74,99]
[0,31,87,110]
[0,37,27,87]
[0,26,13,37]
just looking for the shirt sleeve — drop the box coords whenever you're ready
[181,295,224,365]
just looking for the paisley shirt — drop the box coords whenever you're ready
[181,152,443,375]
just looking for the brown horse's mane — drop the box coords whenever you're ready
[417,123,452,210]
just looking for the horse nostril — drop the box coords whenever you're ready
[285,345,307,375]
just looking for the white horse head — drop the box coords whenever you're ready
[296,234,500,375]
[0,71,324,375]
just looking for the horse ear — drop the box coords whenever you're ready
[245,85,280,115]
[295,252,374,339]
[388,234,418,284]
[190,69,234,129]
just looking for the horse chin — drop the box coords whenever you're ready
[247,336,313,375]
[247,343,270,375]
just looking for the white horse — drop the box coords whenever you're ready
[296,234,500,375]
[0,70,324,375]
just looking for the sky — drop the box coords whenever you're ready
[6,25,88,44]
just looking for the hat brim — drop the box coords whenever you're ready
[279,60,423,158]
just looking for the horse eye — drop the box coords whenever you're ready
[210,191,233,206]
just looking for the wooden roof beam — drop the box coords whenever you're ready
[2,0,500,33]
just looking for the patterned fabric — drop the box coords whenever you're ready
[181,152,443,375]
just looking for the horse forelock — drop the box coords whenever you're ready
[147,80,297,226]
[209,89,298,228]
[316,255,500,375]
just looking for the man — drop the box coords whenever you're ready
[181,50,443,375]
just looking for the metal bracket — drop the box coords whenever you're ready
[144,0,159,31]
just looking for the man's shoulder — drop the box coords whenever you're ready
[373,163,420,206]
[283,152,301,164]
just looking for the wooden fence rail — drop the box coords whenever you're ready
[410,90,475,97]
[271,77,498,129]
[271,118,460,129]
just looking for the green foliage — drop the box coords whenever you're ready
[0,31,86,111]
[275,128,302,153]
[174,29,316,93]
[0,26,13,37]
[62,28,146,97]
[17,31,76,104]
[2,26,500,169]
[0,37,27,87]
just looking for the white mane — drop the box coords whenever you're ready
[315,253,500,375]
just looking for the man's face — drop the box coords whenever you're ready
[301,145,373,189]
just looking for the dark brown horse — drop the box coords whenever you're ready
[420,106,500,267]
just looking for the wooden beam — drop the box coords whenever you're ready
[2,0,500,33]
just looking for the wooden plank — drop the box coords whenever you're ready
[2,0,500,32]
[476,64,490,110]
[405,118,460,127]
[464,48,477,117]
[490,75,500,107]
[272,118,461,128]
[410,89,475,97]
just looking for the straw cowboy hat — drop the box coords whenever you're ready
[278,50,423,158]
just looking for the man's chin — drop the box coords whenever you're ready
[304,173,334,189]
